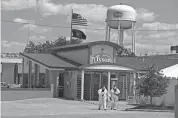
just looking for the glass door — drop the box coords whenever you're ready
[118,74,127,100]
[58,73,64,97]
[91,72,100,101]
[84,73,92,100]
[101,72,108,89]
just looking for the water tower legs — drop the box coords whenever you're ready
[131,22,136,54]
[117,20,124,47]
[105,22,111,42]
[105,23,109,41]
[119,29,124,47]
[117,21,121,45]
[108,27,111,42]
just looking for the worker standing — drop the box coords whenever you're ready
[98,85,108,110]
[110,85,120,110]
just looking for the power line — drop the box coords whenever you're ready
[2,20,69,28]
[2,20,178,31]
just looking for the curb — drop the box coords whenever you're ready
[81,100,98,105]
[81,101,112,108]
[125,108,174,112]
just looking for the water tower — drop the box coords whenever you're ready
[105,4,137,54]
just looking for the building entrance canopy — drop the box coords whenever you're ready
[80,63,136,72]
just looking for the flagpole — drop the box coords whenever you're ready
[70,9,73,42]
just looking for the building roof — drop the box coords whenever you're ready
[20,52,178,71]
[138,54,178,59]
[50,41,121,52]
[116,54,178,71]
[20,53,80,69]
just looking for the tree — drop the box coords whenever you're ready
[116,47,135,57]
[24,41,37,53]
[24,36,135,57]
[24,36,83,53]
[136,65,169,105]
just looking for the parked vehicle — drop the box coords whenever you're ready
[9,84,21,88]
[1,82,10,88]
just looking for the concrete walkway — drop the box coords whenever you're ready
[1,98,174,118]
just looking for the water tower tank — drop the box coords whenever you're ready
[107,4,136,29]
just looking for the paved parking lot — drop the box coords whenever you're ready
[1,98,174,118]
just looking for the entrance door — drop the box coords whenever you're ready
[110,74,118,89]
[92,73,100,100]
[101,72,108,89]
[84,73,92,100]
[58,73,64,97]
[118,75,127,100]
[84,72,100,101]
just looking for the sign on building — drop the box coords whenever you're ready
[92,54,113,64]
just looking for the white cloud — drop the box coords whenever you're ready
[3,1,177,55]
[2,40,26,53]
[3,0,157,23]
[2,0,36,10]
[13,18,35,24]
[148,32,177,39]
[29,35,46,41]
[135,43,172,55]
[141,22,178,30]
[136,8,157,22]
[42,3,155,23]
[37,0,62,16]
[135,23,178,55]
[138,22,178,43]
[13,17,51,33]
[85,21,178,55]
[20,24,51,33]
[13,18,28,23]
[15,17,52,33]
[2,40,25,48]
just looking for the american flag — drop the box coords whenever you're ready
[72,13,88,26]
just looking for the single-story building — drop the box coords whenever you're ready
[18,41,178,104]
[1,53,46,87]
[1,53,23,84]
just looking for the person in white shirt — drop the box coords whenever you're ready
[98,85,108,110]
[110,85,120,110]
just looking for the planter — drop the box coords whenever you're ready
[127,95,136,105]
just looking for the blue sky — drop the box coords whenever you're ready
[1,0,178,55]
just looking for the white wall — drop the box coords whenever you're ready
[1,63,15,84]
[17,58,46,73]
[63,71,78,99]
[58,49,89,65]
